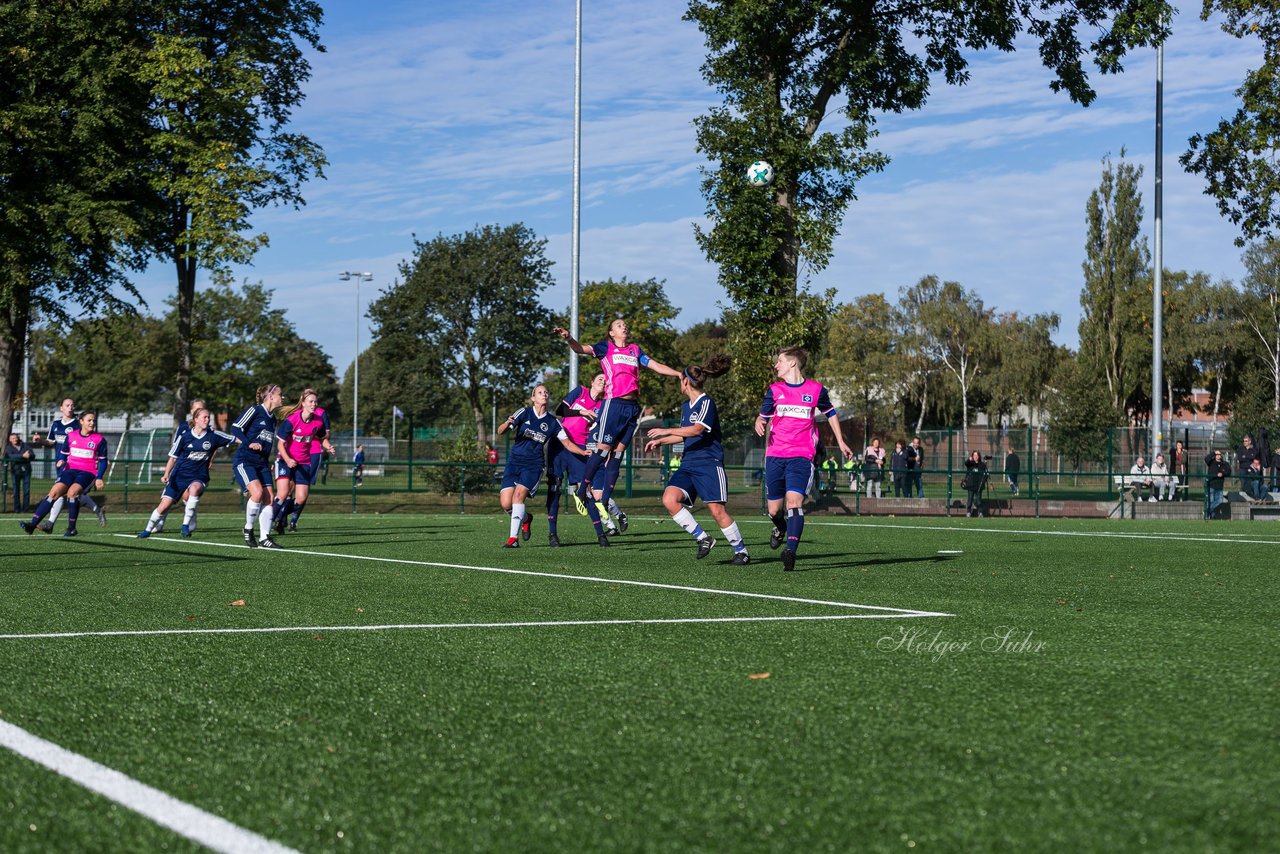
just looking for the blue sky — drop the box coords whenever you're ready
[127,1,1263,376]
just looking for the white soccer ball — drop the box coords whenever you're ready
[746,160,774,187]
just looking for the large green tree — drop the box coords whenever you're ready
[369,224,559,449]
[0,0,153,437]
[1237,238,1280,410]
[917,279,994,448]
[138,0,326,427]
[685,0,1170,407]
[30,281,338,421]
[1079,152,1152,417]
[1181,3,1280,245]
[984,311,1061,428]
[818,294,904,442]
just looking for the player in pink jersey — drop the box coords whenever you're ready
[21,410,108,538]
[272,389,332,535]
[544,373,605,547]
[754,347,853,570]
[554,318,681,547]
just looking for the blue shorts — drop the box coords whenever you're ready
[162,472,208,502]
[307,454,325,481]
[765,456,814,501]
[591,398,641,448]
[501,459,543,495]
[56,468,96,491]
[274,458,317,487]
[668,462,728,506]
[233,459,273,492]
[549,447,588,484]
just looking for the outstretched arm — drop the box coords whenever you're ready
[643,358,682,379]
[554,327,595,357]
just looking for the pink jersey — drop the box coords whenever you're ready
[308,405,327,454]
[560,386,602,446]
[761,379,836,459]
[66,430,107,475]
[281,410,326,466]
[597,341,644,399]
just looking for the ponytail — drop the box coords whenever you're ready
[682,354,732,390]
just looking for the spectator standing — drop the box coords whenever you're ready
[4,434,33,512]
[962,451,989,517]
[1004,447,1021,496]
[1205,449,1231,519]
[843,455,857,491]
[353,445,366,487]
[1150,453,1173,501]
[1128,456,1155,502]
[909,436,925,497]
[890,441,910,497]
[1237,435,1261,495]
[822,455,839,496]
[862,438,885,498]
[1173,440,1189,499]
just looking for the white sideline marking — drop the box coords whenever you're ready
[0,718,298,854]
[0,613,927,641]
[749,519,1280,546]
[108,535,953,618]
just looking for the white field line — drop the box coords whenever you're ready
[0,718,298,854]
[105,535,953,618]
[0,613,923,641]
[741,519,1280,546]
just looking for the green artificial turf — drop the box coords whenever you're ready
[0,512,1276,852]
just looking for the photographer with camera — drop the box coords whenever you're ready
[962,450,990,517]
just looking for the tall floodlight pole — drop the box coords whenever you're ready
[1152,33,1165,457]
[339,271,373,449]
[569,0,583,388]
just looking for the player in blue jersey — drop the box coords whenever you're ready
[137,408,238,538]
[497,385,563,548]
[231,383,284,549]
[644,355,750,564]
[148,398,212,534]
[544,373,605,547]
[29,397,107,532]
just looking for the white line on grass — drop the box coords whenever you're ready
[0,613,925,641]
[744,519,1280,546]
[0,718,298,854]
[108,535,953,618]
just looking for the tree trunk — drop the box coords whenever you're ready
[0,285,31,439]
[914,376,928,435]
[173,209,196,430]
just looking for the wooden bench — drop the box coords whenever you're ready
[1113,474,1182,500]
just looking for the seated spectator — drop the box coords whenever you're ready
[1245,457,1268,501]
[1128,456,1155,501]
[1205,449,1231,519]
[1150,453,1173,501]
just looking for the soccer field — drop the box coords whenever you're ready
[0,513,1275,852]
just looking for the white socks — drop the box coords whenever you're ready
[509,503,526,539]
[672,508,701,536]
[183,496,200,531]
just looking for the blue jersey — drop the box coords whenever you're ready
[681,394,723,464]
[47,417,81,464]
[170,428,237,481]
[507,407,562,468]
[231,404,277,465]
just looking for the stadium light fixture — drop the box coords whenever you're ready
[339,271,374,452]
